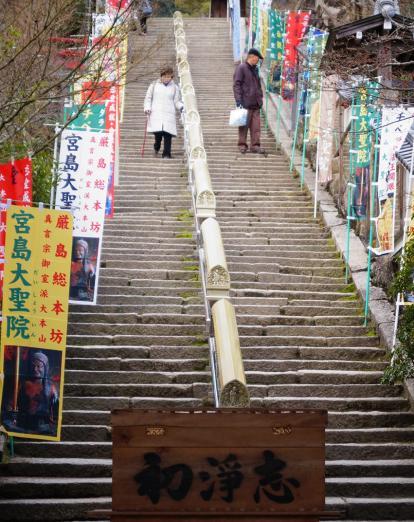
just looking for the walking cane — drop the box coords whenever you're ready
[141,115,149,158]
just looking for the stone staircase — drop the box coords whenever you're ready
[1,16,413,522]
[183,16,414,522]
[0,18,208,521]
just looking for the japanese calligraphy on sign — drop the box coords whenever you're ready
[374,107,414,255]
[64,103,107,132]
[350,82,379,220]
[1,206,72,350]
[281,11,310,102]
[0,158,33,301]
[55,130,111,304]
[267,10,285,95]
[111,410,328,519]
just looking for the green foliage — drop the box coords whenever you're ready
[176,209,193,222]
[389,240,414,299]
[32,150,54,204]
[338,295,357,301]
[339,282,356,293]
[174,0,210,16]
[383,239,414,383]
[176,230,193,239]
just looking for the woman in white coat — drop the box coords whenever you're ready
[144,66,183,158]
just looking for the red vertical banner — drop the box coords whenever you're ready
[0,162,12,292]
[13,158,33,206]
[281,11,310,101]
[0,158,33,300]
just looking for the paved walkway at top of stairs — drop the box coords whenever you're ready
[0,18,211,522]
[183,16,414,522]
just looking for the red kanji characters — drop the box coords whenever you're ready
[90,222,101,233]
[52,272,67,287]
[55,243,68,258]
[40,289,48,298]
[56,214,70,229]
[50,328,63,344]
[52,300,65,315]
[39,319,47,328]
[44,229,51,238]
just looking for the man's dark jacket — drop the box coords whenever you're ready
[233,62,263,110]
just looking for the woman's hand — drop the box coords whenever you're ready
[144,109,151,115]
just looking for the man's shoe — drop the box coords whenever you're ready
[162,154,172,159]
[239,148,247,154]
[153,150,159,157]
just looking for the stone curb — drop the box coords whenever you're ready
[261,78,413,409]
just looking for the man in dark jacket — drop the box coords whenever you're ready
[233,48,265,154]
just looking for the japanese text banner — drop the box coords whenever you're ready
[55,129,111,305]
[2,206,73,350]
[374,107,414,255]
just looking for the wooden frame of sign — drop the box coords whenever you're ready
[96,409,342,522]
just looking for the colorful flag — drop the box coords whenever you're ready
[374,107,414,254]
[317,75,339,183]
[0,158,33,300]
[0,206,72,441]
[281,11,310,101]
[267,10,285,95]
[2,206,72,349]
[350,82,379,219]
[55,130,111,304]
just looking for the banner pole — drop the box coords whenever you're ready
[49,123,61,209]
[276,12,287,148]
[345,92,356,283]
[364,109,381,325]
[290,57,304,171]
[313,80,324,219]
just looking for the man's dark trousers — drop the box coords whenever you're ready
[238,109,261,152]
[154,131,172,157]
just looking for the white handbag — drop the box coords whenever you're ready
[229,107,248,127]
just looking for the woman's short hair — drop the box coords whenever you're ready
[160,66,174,77]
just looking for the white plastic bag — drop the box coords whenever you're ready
[229,107,248,127]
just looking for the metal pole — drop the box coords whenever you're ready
[289,55,304,172]
[313,81,323,219]
[276,12,287,148]
[345,92,356,282]
[49,123,61,209]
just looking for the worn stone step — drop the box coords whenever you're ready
[0,497,111,521]
[0,458,112,478]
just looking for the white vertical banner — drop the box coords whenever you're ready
[317,75,339,184]
[55,129,111,305]
[231,0,241,63]
[374,107,414,255]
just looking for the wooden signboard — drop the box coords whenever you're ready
[106,409,336,522]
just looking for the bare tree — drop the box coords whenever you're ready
[0,0,164,158]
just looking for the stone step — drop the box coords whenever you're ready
[0,497,111,521]
[65,345,382,362]
[2,475,414,502]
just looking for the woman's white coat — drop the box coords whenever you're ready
[144,80,183,136]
